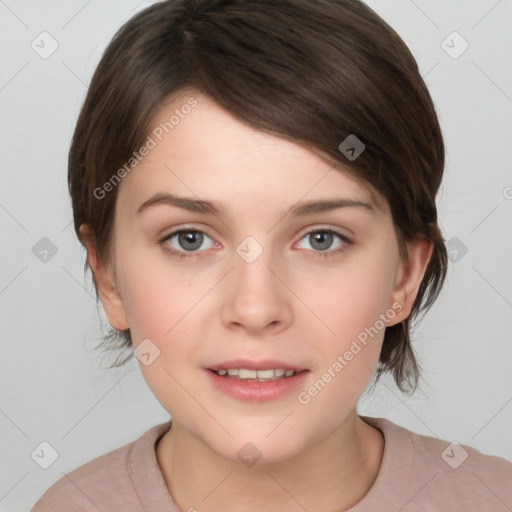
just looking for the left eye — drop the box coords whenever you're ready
[296,229,349,254]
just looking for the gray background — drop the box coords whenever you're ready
[1,0,511,510]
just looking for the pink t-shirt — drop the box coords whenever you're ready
[30,415,512,511]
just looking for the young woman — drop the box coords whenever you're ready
[31,0,512,510]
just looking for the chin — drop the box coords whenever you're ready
[200,420,312,467]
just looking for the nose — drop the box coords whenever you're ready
[220,243,293,335]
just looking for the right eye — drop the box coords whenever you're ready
[160,228,216,258]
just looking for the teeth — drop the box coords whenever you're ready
[256,369,274,379]
[239,369,257,379]
[213,368,297,381]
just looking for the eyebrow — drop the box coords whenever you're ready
[136,192,375,218]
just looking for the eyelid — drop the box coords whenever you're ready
[158,223,213,239]
[159,223,352,242]
[297,224,353,241]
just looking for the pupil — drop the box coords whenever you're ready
[312,231,332,250]
[180,231,203,251]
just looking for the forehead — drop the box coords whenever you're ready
[116,90,388,215]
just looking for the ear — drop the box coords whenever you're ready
[387,237,433,326]
[79,224,129,331]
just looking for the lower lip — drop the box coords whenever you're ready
[205,369,309,402]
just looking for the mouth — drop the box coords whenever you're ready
[205,359,309,402]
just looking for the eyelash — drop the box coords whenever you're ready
[159,227,352,260]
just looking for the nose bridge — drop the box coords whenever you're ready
[220,233,292,332]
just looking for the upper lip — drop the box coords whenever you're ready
[207,359,306,372]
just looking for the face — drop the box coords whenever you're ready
[90,90,426,464]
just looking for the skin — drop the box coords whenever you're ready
[81,90,432,511]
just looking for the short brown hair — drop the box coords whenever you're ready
[69,0,447,394]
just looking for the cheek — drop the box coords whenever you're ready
[116,246,207,341]
[292,266,392,429]
[294,242,399,405]
[115,249,214,377]
[302,252,397,344]
[118,259,211,416]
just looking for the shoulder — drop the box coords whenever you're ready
[30,422,171,512]
[30,439,137,512]
[362,416,512,511]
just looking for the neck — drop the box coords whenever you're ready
[156,411,384,512]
